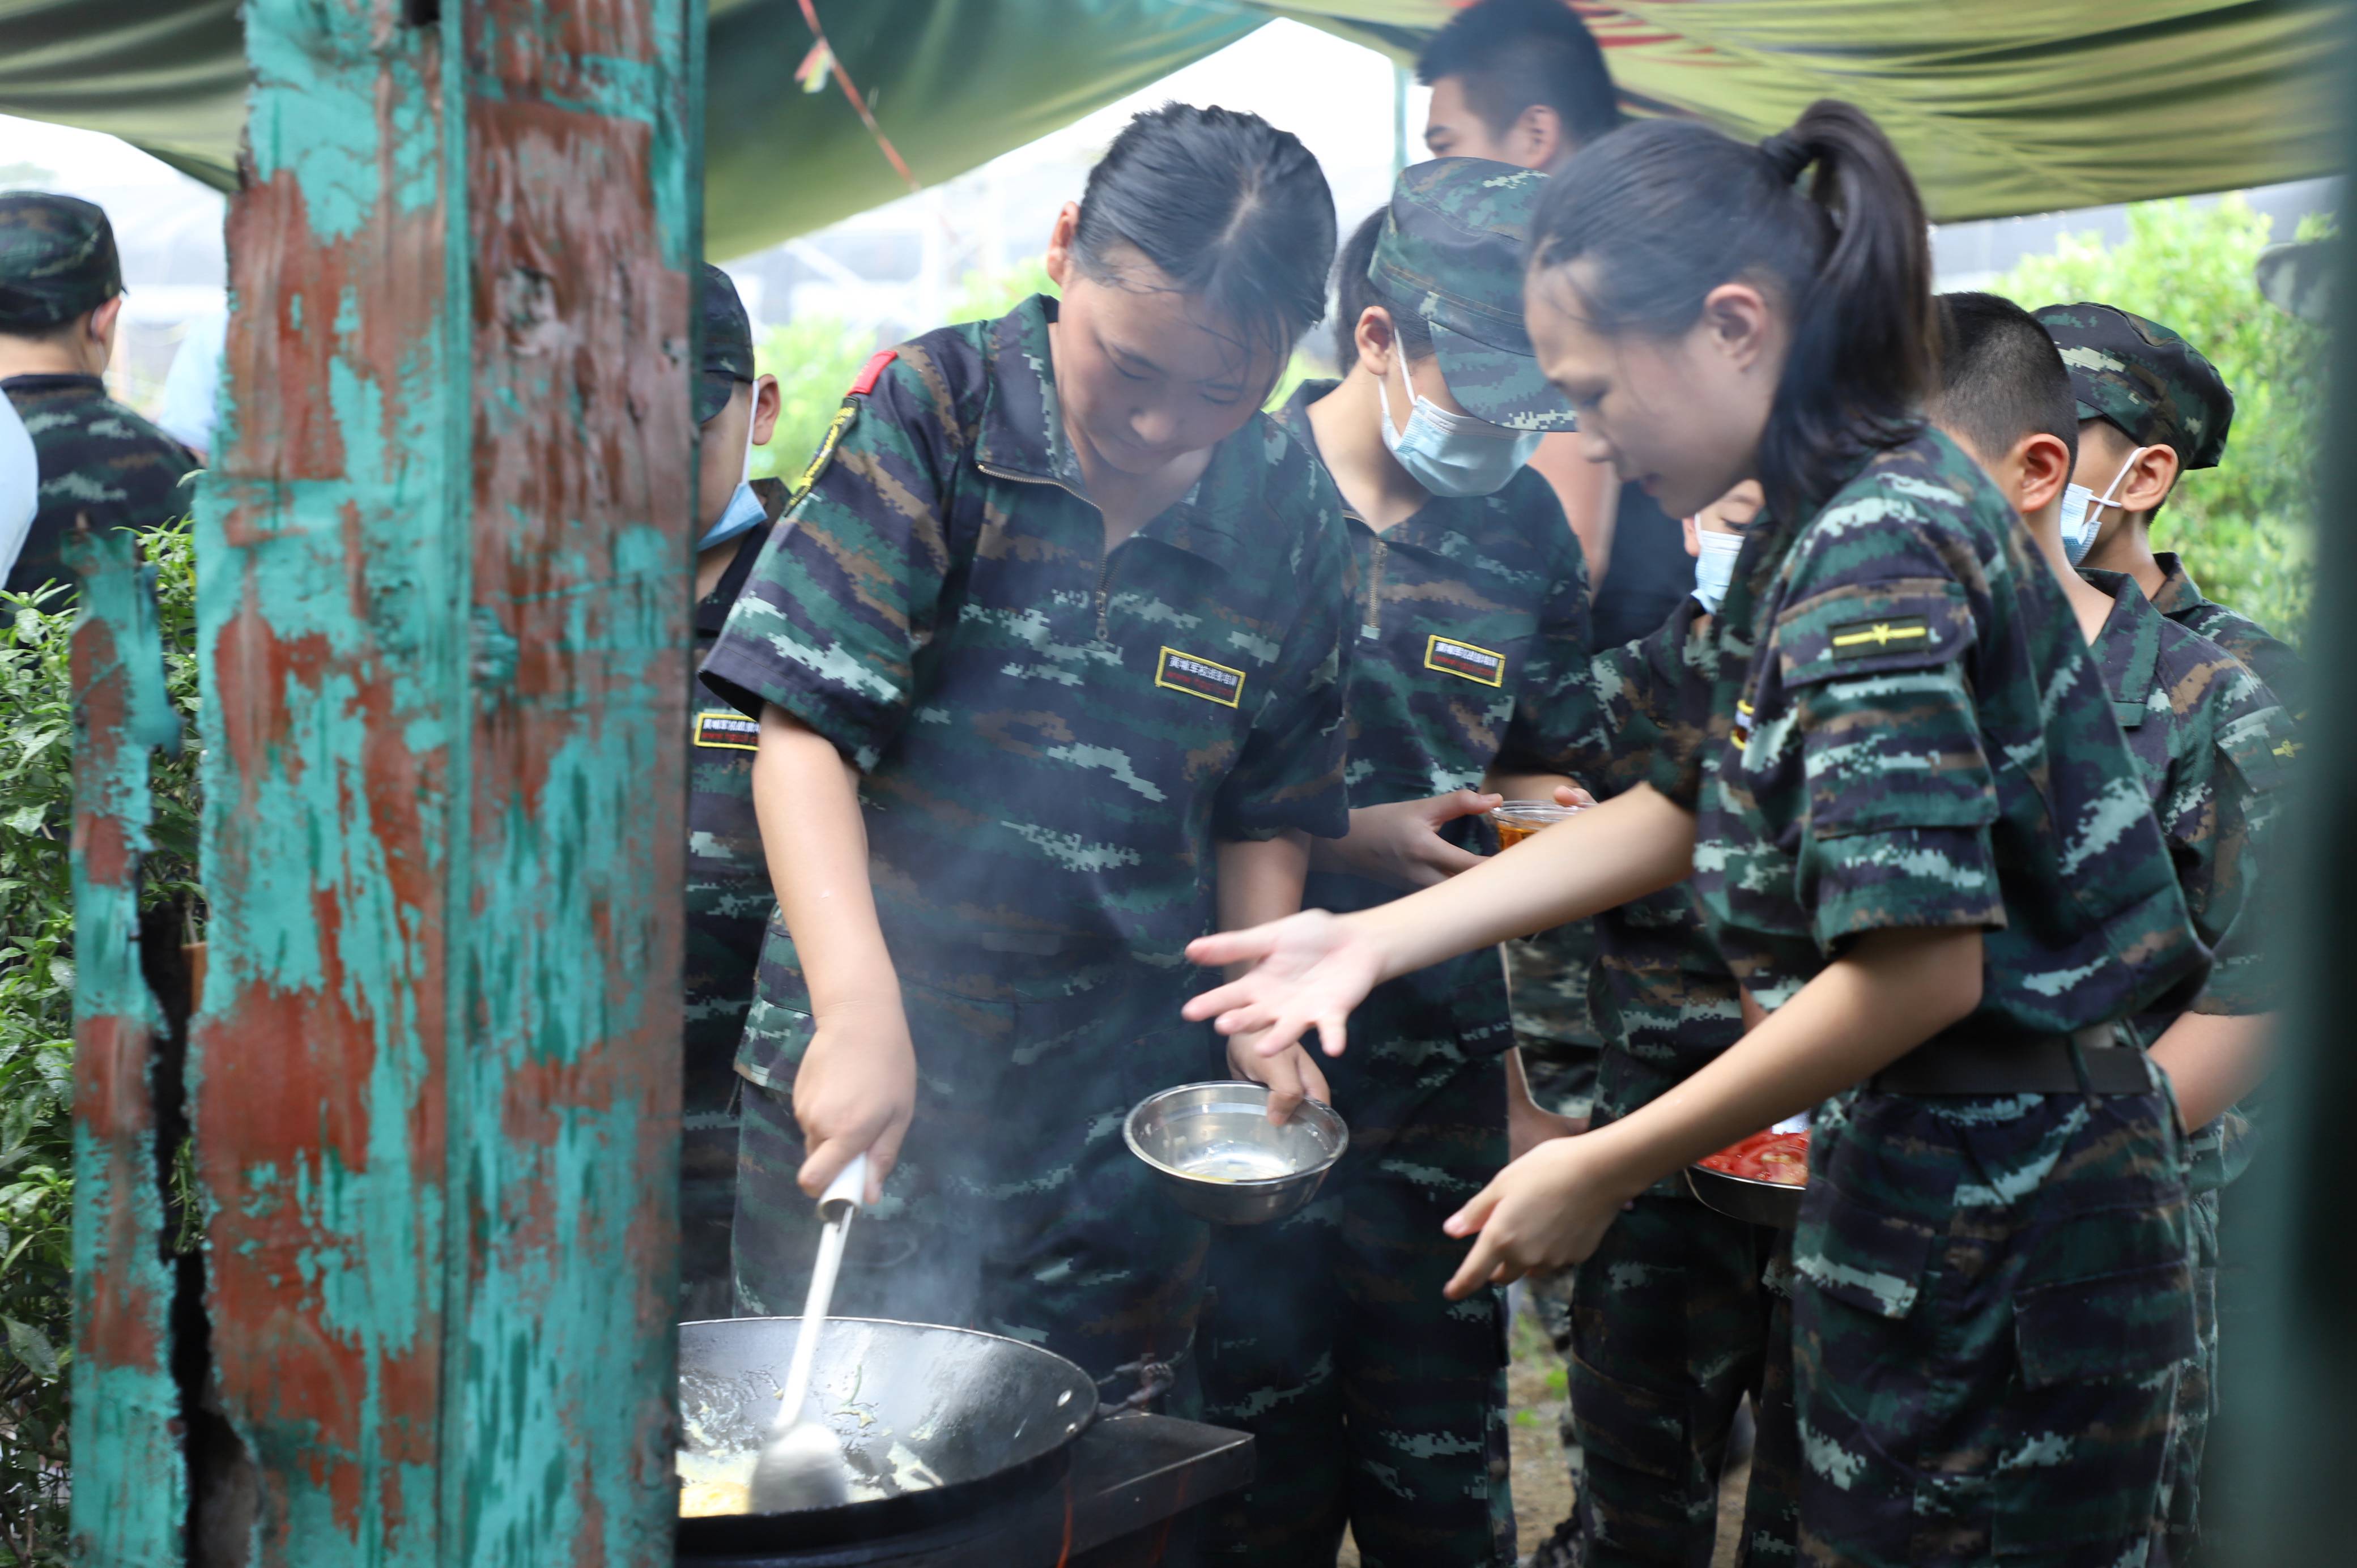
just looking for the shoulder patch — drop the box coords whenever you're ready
[787,397,862,513]
[848,348,899,398]
[1828,614,1931,659]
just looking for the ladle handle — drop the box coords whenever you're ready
[819,1151,869,1218]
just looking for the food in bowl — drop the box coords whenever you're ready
[1697,1128,1810,1186]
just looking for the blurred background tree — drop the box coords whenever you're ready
[1995,196,2333,647]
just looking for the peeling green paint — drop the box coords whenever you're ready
[66,527,189,1567]
[182,0,703,1563]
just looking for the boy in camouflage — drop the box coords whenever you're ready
[2035,301,2304,716]
[700,107,1352,1417]
[1963,296,2294,1562]
[678,263,785,1318]
[1200,159,1587,1568]
[0,192,198,597]
[1187,103,2213,1567]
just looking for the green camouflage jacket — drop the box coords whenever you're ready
[1273,378,1594,1054]
[4,373,197,596]
[1576,599,1746,1131]
[683,479,788,1124]
[699,296,1354,966]
[1657,426,2210,1033]
[2148,550,2305,721]
[2082,569,2291,1026]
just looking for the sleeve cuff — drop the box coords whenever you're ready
[1801,825,2005,954]
[1214,784,1350,843]
[697,642,898,772]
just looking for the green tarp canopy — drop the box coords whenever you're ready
[0,0,2343,257]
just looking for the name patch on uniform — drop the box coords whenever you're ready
[1156,647,1246,708]
[1828,615,1931,660]
[694,711,761,751]
[1424,635,1507,687]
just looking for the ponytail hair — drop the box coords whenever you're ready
[1530,100,1934,523]
[1071,103,1337,366]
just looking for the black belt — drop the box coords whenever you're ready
[1870,1025,2155,1096]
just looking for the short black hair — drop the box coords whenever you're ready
[1071,103,1336,363]
[1933,291,2079,471]
[1416,0,1624,153]
[1330,208,1433,373]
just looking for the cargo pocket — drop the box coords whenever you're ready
[1788,1180,1940,1321]
[1569,1351,1691,1485]
[2013,1257,2195,1390]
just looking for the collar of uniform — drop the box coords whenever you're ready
[2079,566,2164,719]
[1271,377,1367,527]
[972,292,1249,577]
[0,372,105,399]
[2147,551,2210,619]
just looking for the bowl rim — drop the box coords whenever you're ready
[1122,1079,1349,1187]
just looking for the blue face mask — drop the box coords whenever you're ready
[1377,357,1542,499]
[1691,527,1745,613]
[696,400,767,551]
[2056,446,2149,566]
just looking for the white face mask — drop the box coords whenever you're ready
[1691,527,1745,613]
[697,399,766,550]
[1376,355,1543,499]
[2057,446,2151,566]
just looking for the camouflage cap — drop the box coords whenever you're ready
[1369,158,1574,432]
[0,193,122,334]
[696,262,756,424]
[2033,301,2233,470]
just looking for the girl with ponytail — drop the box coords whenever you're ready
[1184,102,2207,1565]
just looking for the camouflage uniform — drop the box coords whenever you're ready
[2041,302,2300,1562]
[1200,161,1585,1568]
[699,294,1353,1395]
[0,193,197,597]
[2077,570,2292,1558]
[2034,303,2300,719]
[1653,425,2211,1567]
[1523,601,1797,1568]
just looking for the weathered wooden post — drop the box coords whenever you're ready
[66,0,702,1561]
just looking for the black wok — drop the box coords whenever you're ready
[675,1316,1101,1552]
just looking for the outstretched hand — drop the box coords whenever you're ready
[1184,909,1387,1059]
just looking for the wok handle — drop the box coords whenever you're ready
[1078,1355,1176,1433]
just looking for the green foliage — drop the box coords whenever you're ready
[1992,197,2333,645]
[0,520,201,1565]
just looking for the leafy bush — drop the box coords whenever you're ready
[0,520,199,1565]
[1993,197,2333,645]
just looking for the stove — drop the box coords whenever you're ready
[675,1414,1252,1567]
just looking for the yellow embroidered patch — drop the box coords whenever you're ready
[1828,616,1930,659]
[693,710,761,751]
[1155,647,1246,708]
[1424,634,1507,687]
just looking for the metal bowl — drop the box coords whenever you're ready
[1125,1081,1348,1226]
[1684,1163,1803,1229]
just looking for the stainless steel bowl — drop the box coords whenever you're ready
[1684,1163,1803,1229]
[1125,1081,1348,1226]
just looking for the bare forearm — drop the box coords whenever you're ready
[1352,783,1694,982]
[1218,833,1312,939]
[750,704,898,1015]
[2149,1011,2273,1130]
[1578,927,1983,1195]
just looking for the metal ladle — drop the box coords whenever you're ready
[748,1152,869,1512]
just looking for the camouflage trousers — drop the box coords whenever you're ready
[1790,1088,2193,1567]
[1200,1031,1513,1567]
[731,934,1220,1399]
[1560,1193,1797,1567]
[680,1123,741,1322]
[2155,1186,2220,1560]
[1508,922,1605,1119]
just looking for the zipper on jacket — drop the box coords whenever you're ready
[1362,534,1388,638]
[979,459,1120,643]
